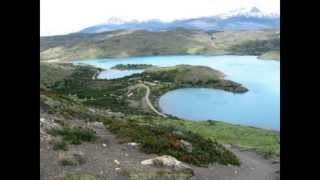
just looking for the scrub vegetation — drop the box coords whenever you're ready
[40,62,280,163]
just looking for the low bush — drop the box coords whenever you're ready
[53,141,68,151]
[101,117,240,167]
[48,127,97,145]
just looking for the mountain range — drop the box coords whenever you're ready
[80,7,280,33]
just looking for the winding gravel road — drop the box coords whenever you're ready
[140,83,167,118]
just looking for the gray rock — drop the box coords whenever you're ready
[127,142,140,147]
[114,159,120,165]
[88,108,96,113]
[180,140,193,153]
[141,155,192,171]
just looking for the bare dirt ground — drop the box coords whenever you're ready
[40,112,279,180]
[192,148,280,180]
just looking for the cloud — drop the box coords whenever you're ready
[40,0,280,36]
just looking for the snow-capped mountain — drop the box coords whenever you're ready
[105,17,139,25]
[80,7,279,33]
[218,7,279,19]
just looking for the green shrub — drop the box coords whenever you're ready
[48,127,97,145]
[60,158,78,166]
[102,117,240,166]
[59,153,86,166]
[53,141,68,151]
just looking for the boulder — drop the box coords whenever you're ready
[141,155,191,171]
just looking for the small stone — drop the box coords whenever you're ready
[180,140,193,153]
[124,153,129,157]
[40,118,45,123]
[102,144,107,147]
[91,122,104,128]
[115,167,121,171]
[127,142,140,147]
[100,170,103,175]
[234,170,238,174]
[172,130,184,136]
[141,159,153,166]
[272,160,280,164]
[114,160,120,165]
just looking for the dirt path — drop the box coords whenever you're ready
[92,70,100,80]
[231,148,279,180]
[139,83,167,118]
[192,147,280,180]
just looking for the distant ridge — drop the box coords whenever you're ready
[80,7,279,33]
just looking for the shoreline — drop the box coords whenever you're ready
[90,65,278,133]
[46,54,264,63]
[154,88,279,132]
[60,61,279,158]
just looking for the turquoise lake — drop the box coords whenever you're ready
[73,55,280,130]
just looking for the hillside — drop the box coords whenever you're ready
[40,28,280,62]
[40,63,279,179]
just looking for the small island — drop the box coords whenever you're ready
[111,64,155,70]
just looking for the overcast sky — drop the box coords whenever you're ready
[40,0,280,36]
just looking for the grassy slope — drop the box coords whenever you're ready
[40,65,242,166]
[158,118,279,157]
[40,63,76,87]
[40,28,280,62]
[41,63,279,159]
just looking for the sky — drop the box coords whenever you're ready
[40,0,280,36]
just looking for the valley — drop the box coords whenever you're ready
[40,58,279,179]
[40,9,280,178]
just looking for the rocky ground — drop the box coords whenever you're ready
[40,110,279,180]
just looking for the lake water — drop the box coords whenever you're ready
[73,55,280,130]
